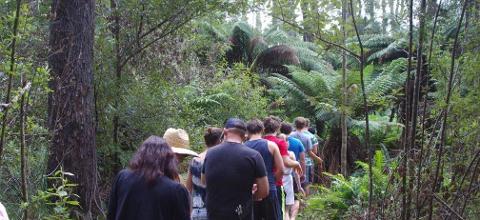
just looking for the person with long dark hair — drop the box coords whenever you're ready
[108,136,190,220]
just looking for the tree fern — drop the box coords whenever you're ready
[367,38,408,63]
[266,73,309,100]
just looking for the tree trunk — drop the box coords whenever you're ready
[341,0,348,177]
[301,1,314,42]
[0,0,22,164]
[408,0,426,217]
[389,0,395,30]
[111,0,121,145]
[366,0,375,22]
[382,0,387,33]
[20,80,30,220]
[47,0,97,218]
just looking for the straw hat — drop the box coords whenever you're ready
[163,128,198,157]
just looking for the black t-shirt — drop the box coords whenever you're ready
[202,141,267,220]
[107,169,190,220]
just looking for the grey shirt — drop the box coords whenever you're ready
[290,131,314,166]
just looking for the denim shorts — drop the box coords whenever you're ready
[192,207,208,220]
[302,164,313,185]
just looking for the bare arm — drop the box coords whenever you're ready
[308,150,323,163]
[299,152,306,177]
[186,169,193,193]
[201,173,206,186]
[253,176,269,200]
[283,156,302,176]
[268,141,284,181]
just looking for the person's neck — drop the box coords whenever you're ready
[264,133,276,137]
[224,137,242,143]
[249,134,262,140]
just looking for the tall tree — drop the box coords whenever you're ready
[301,0,314,42]
[341,0,348,177]
[47,0,97,218]
[0,0,22,163]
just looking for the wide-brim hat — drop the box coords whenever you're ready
[163,128,199,157]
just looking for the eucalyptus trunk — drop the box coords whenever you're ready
[47,0,98,217]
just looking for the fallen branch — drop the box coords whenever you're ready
[432,194,464,220]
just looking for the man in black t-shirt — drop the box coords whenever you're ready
[202,118,269,220]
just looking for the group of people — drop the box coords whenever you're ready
[108,116,323,220]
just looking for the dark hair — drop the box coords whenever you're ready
[308,127,317,135]
[247,119,264,134]
[263,116,281,134]
[294,117,307,129]
[129,136,179,185]
[224,118,247,138]
[204,127,223,147]
[280,122,293,135]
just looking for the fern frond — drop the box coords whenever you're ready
[266,73,309,100]
[367,38,408,63]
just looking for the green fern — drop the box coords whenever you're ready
[304,150,390,219]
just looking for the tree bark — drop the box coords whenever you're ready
[20,80,30,220]
[111,0,121,145]
[341,0,348,177]
[47,0,98,218]
[408,0,427,217]
[300,1,314,42]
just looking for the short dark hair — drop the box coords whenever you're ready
[263,116,281,134]
[224,118,247,138]
[308,127,317,135]
[294,117,307,129]
[204,127,223,147]
[280,122,293,135]
[247,119,264,134]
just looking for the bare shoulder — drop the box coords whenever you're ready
[266,140,279,153]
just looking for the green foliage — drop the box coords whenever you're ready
[304,151,392,219]
[267,56,407,134]
[29,168,80,220]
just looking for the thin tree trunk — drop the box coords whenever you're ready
[415,1,442,218]
[48,0,98,218]
[349,0,372,217]
[408,0,427,218]
[382,0,387,33]
[427,0,468,219]
[0,0,22,164]
[301,1,314,42]
[388,0,395,29]
[341,0,348,177]
[20,77,30,220]
[402,0,414,218]
[111,0,121,145]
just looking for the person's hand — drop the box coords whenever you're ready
[295,162,303,176]
[299,188,306,196]
[252,184,258,195]
[252,184,264,201]
[300,175,306,182]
